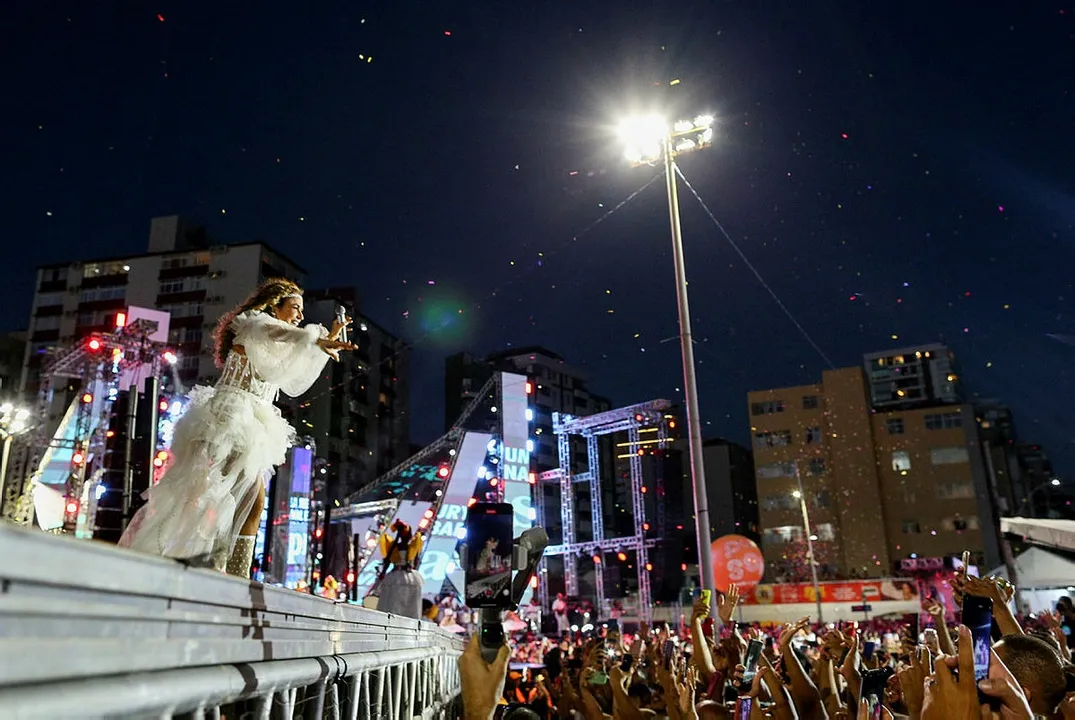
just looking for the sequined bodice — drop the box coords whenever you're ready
[216,351,278,402]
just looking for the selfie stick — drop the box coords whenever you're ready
[473,527,549,664]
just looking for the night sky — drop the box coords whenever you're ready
[3,3,1074,474]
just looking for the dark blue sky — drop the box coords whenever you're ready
[3,2,1074,473]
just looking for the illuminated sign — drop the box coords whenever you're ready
[286,447,313,587]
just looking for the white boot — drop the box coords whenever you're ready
[226,535,256,578]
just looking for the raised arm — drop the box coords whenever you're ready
[231,312,339,397]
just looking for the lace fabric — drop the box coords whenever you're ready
[217,351,277,403]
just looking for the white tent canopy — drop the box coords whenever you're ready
[1000,517,1075,552]
[990,546,1075,590]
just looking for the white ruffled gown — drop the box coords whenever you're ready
[119,311,330,569]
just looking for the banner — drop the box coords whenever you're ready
[744,578,919,605]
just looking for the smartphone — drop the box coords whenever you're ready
[863,640,877,661]
[590,671,609,685]
[962,595,993,683]
[859,668,892,720]
[700,589,713,607]
[662,639,675,666]
[740,639,763,690]
[463,503,514,608]
[735,696,753,720]
[620,654,635,672]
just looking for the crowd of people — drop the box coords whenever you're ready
[458,573,1075,720]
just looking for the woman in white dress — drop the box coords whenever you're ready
[119,278,355,576]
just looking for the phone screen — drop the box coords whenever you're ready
[742,639,763,687]
[962,595,993,683]
[735,697,753,720]
[464,503,514,608]
[859,668,892,720]
[700,589,713,607]
[863,640,877,661]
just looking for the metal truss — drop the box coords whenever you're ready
[539,399,671,624]
[2,319,164,525]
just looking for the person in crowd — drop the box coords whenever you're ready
[119,278,354,575]
[372,519,424,619]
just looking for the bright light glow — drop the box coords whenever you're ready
[526,439,534,453]
[617,552,627,561]
[159,399,168,412]
[1051,477,1061,486]
[115,312,127,328]
[88,339,102,351]
[448,448,457,456]
[487,439,497,453]
[525,382,533,394]
[65,501,79,514]
[693,114,715,128]
[0,403,10,414]
[619,115,667,164]
[163,351,178,365]
[72,452,84,465]
[95,484,106,500]
[527,508,537,520]
[169,400,183,415]
[478,466,487,479]
[437,466,450,478]
[792,490,802,499]
[675,138,697,153]
[525,408,534,421]
[490,406,498,413]
[81,393,93,404]
[455,526,467,540]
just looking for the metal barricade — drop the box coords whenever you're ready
[0,523,464,719]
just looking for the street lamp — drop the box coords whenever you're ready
[0,402,32,512]
[793,464,824,623]
[619,113,717,602]
[1019,477,1063,516]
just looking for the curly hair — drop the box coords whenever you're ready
[212,277,303,367]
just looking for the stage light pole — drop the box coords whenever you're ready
[0,403,31,513]
[620,115,717,602]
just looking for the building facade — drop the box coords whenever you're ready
[702,438,760,544]
[748,345,1002,580]
[22,215,306,395]
[292,288,410,505]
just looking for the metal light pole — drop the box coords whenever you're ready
[661,133,717,601]
[794,464,823,622]
[620,115,717,601]
[0,404,31,514]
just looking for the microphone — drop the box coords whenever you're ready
[334,305,348,343]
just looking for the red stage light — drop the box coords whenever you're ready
[437,465,450,478]
[88,338,102,351]
[159,399,169,412]
[617,552,627,562]
[314,528,323,539]
[346,571,356,584]
[81,393,93,404]
[525,381,533,394]
[528,472,536,484]
[530,575,538,589]
[115,312,127,328]
[71,452,84,466]
[65,500,79,514]
[592,555,601,564]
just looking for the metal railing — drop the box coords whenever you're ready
[0,522,464,719]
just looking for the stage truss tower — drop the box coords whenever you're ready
[1,318,166,530]
[537,399,672,624]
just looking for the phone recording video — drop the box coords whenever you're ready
[962,595,993,684]
[859,668,892,720]
[740,639,763,691]
[735,696,753,720]
[464,503,514,608]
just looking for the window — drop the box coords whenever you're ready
[808,457,827,475]
[892,451,911,472]
[886,418,905,435]
[802,395,819,410]
[814,489,831,508]
[925,412,963,430]
[160,276,206,295]
[901,520,922,534]
[160,279,185,294]
[762,525,803,545]
[33,315,61,331]
[815,523,835,541]
[930,446,970,465]
[756,462,795,479]
[79,286,126,302]
[754,430,792,449]
[761,495,798,512]
[805,426,822,444]
[935,482,974,500]
[751,400,786,416]
[35,292,63,308]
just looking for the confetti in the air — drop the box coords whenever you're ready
[157,13,165,22]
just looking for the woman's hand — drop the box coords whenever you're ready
[316,337,357,362]
[330,315,352,342]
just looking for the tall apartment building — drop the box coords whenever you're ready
[22,215,306,394]
[444,347,613,545]
[702,438,760,544]
[748,344,1001,580]
[293,288,410,504]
